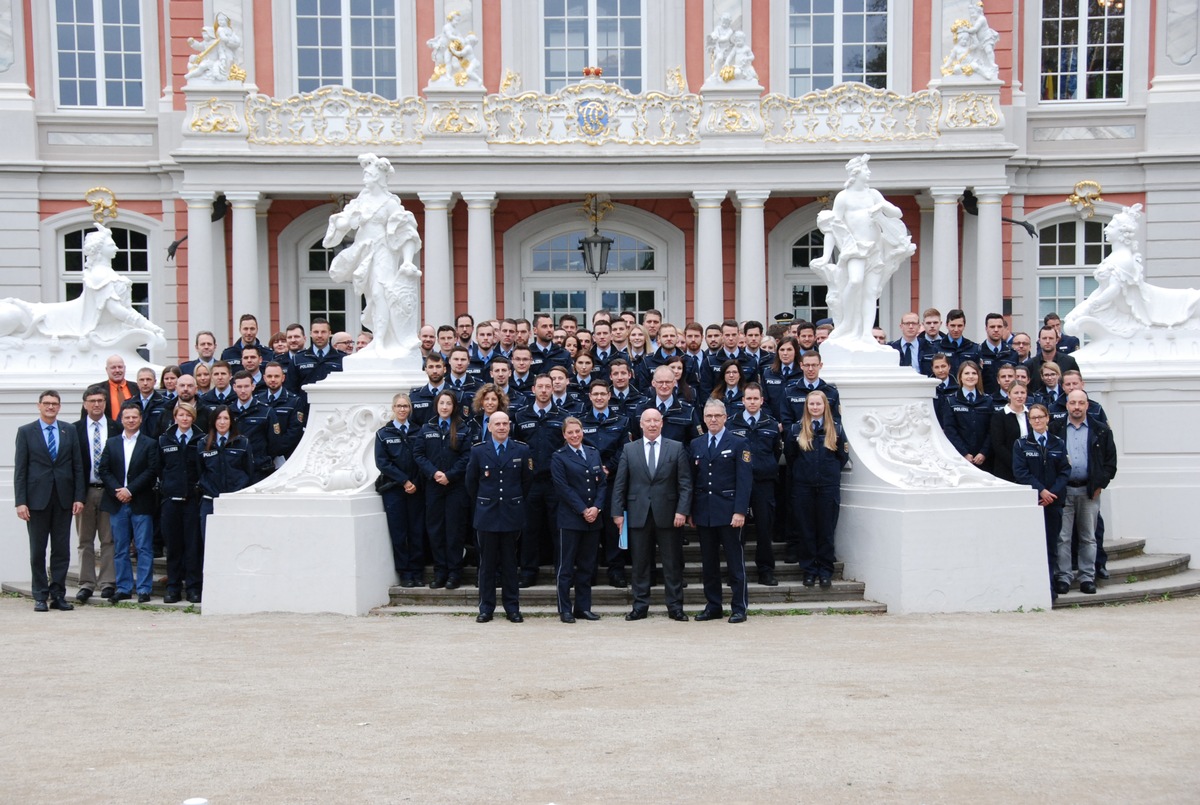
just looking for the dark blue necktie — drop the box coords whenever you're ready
[46,425,57,460]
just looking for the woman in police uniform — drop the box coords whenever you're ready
[413,389,476,590]
[784,390,849,589]
[375,393,424,587]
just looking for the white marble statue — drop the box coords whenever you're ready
[185,13,244,83]
[323,154,422,359]
[941,3,1000,80]
[725,31,758,82]
[1065,204,1200,341]
[706,13,736,80]
[812,154,915,349]
[0,223,166,366]
[427,10,483,88]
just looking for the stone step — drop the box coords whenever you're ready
[1053,566,1200,608]
[1101,552,1190,584]
[1,581,200,612]
[1103,538,1146,562]
[372,600,888,617]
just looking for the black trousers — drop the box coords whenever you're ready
[161,496,202,595]
[28,504,73,601]
[382,487,426,581]
[629,517,683,612]
[792,484,840,579]
[556,527,600,614]
[478,530,521,616]
[601,475,627,572]
[521,476,558,579]
[697,524,748,617]
[748,478,776,571]
[426,483,468,581]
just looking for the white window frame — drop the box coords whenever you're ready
[274,0,418,99]
[276,205,365,335]
[770,0,909,95]
[1037,0,1127,104]
[542,0,646,94]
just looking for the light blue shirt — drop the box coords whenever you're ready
[1065,421,1089,483]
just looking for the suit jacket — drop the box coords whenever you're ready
[14,419,84,511]
[74,416,120,484]
[97,432,161,516]
[549,444,608,531]
[611,437,693,529]
[80,379,137,422]
[989,409,1028,483]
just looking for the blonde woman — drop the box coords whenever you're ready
[783,390,849,589]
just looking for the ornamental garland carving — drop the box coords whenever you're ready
[430,100,483,134]
[762,83,939,143]
[942,92,1001,129]
[190,97,242,133]
[248,404,391,494]
[245,87,425,146]
[858,404,1005,489]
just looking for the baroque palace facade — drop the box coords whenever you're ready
[0,0,1197,362]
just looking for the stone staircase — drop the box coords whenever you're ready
[1,556,198,611]
[1053,538,1200,608]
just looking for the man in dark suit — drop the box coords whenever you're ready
[612,408,694,622]
[180,330,218,378]
[98,401,161,603]
[465,411,533,623]
[549,417,608,623]
[73,384,119,602]
[13,390,85,612]
[690,400,754,623]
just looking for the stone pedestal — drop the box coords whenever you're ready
[930,76,1007,145]
[422,87,487,150]
[179,83,252,152]
[1073,351,1200,561]
[700,84,765,138]
[202,364,425,615]
[821,343,1051,613]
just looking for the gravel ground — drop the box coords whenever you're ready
[1,595,1198,804]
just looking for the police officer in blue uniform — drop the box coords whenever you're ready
[549,417,608,622]
[287,318,344,398]
[408,352,448,429]
[157,400,204,604]
[466,411,533,623]
[635,365,702,444]
[513,374,567,587]
[258,363,306,465]
[578,380,633,587]
[1012,403,1071,597]
[725,382,783,587]
[412,389,475,590]
[229,371,273,483]
[689,399,754,623]
[374,393,425,587]
[779,349,841,427]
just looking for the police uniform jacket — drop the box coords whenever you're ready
[784,420,850,487]
[701,349,757,398]
[760,364,799,420]
[465,439,533,531]
[716,388,746,418]
[374,421,420,489]
[1049,415,1118,496]
[943,388,994,458]
[726,411,783,481]
[197,434,254,498]
[413,419,476,484]
[550,443,608,531]
[608,387,645,420]
[157,428,204,499]
[155,396,212,438]
[937,335,979,374]
[1048,395,1108,427]
[514,405,567,478]
[199,387,236,412]
[633,397,702,445]
[976,343,1015,394]
[932,379,959,427]
[510,373,535,394]
[135,391,168,426]
[1011,431,1070,502]
[407,384,446,429]
[687,430,753,528]
[221,340,273,372]
[639,348,700,392]
[258,388,306,459]
[579,409,632,475]
[529,342,572,374]
[289,346,344,392]
[780,379,841,427]
[230,398,273,477]
[97,432,160,516]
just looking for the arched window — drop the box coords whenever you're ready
[786,229,832,323]
[303,237,363,333]
[60,224,150,317]
[529,230,657,319]
[1037,217,1105,321]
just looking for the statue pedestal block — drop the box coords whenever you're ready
[929,76,1007,144]
[201,366,424,616]
[422,87,488,150]
[700,84,765,138]
[179,83,252,152]
[822,356,1051,613]
[1074,356,1200,562]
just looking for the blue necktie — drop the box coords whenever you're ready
[496,442,504,456]
[46,425,57,460]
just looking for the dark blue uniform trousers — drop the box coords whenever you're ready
[556,527,600,614]
[382,487,426,581]
[697,524,748,617]
[793,484,839,580]
[478,530,521,617]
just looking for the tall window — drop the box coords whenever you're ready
[297,0,398,98]
[1040,0,1125,101]
[788,0,889,96]
[305,239,364,332]
[62,225,150,316]
[531,231,654,273]
[54,0,144,108]
[788,230,832,322]
[544,0,643,93]
[1037,218,1106,320]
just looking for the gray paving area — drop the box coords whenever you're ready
[1,595,1198,804]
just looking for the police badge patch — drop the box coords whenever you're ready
[273,422,281,434]
[296,411,304,423]
[742,450,751,463]
[527,458,534,470]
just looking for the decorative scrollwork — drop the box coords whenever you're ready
[190,97,242,133]
[762,83,939,143]
[245,87,425,146]
[430,100,482,134]
[942,91,1001,129]
[84,187,118,222]
[483,80,701,146]
[1067,180,1104,219]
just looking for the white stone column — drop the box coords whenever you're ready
[734,191,769,324]
[419,191,456,327]
[256,197,273,329]
[693,191,727,325]
[227,191,262,326]
[974,186,1008,327]
[211,211,230,343]
[930,186,964,318]
[915,192,934,310]
[461,192,497,319]
[182,191,216,347]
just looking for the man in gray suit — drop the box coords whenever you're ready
[612,408,693,622]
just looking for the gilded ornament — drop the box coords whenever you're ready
[1067,181,1104,219]
[246,87,424,145]
[943,92,1000,128]
[762,84,939,143]
[190,97,241,133]
[84,187,118,222]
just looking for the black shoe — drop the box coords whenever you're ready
[75,589,92,604]
[728,612,747,624]
[186,592,202,604]
[100,587,116,600]
[518,575,537,589]
[819,578,832,590]
[560,613,576,624]
[758,571,778,586]
[668,609,689,622]
[506,612,524,623]
[400,578,416,588]
[784,546,799,564]
[1053,579,1071,595]
[137,594,151,604]
[33,600,49,612]
[608,570,629,588]
[802,574,816,587]
[164,592,182,604]
[624,609,648,621]
[49,597,74,611]
[1097,567,1110,580]
[694,609,722,621]
[1080,581,1097,594]
[574,610,601,621]
[428,577,445,589]
[110,592,132,604]
[476,613,493,623]
[445,576,462,590]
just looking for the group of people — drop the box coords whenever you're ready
[15,303,1115,617]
